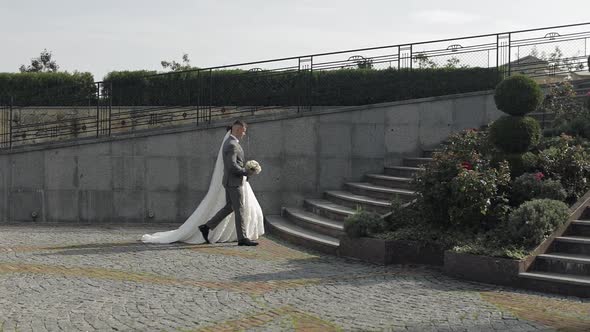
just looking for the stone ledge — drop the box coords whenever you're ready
[443,251,525,286]
[339,236,444,265]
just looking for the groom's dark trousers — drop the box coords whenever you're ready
[204,187,246,242]
[204,135,248,241]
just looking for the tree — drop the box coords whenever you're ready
[414,52,438,69]
[19,49,59,72]
[445,57,462,68]
[161,53,193,72]
[529,46,540,59]
[356,58,373,69]
[544,46,585,73]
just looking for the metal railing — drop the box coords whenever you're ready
[1,22,590,149]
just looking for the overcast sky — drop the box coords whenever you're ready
[1,0,589,81]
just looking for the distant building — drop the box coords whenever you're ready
[509,55,549,76]
[508,55,568,84]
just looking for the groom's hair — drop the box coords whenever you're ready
[232,120,247,128]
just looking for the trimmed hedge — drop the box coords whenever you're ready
[0,72,95,106]
[104,67,502,106]
[2,67,501,107]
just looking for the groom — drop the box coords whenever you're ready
[199,120,259,246]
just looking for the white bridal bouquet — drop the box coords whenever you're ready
[245,160,262,175]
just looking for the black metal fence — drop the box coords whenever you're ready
[1,22,590,148]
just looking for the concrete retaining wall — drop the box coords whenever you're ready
[0,90,502,223]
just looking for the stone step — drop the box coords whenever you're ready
[403,157,434,168]
[575,80,590,90]
[528,112,556,121]
[539,121,554,129]
[365,174,414,190]
[325,190,391,215]
[553,236,590,255]
[568,220,590,237]
[519,272,590,298]
[384,166,423,178]
[421,149,440,158]
[519,271,590,298]
[304,198,355,221]
[283,207,344,238]
[345,182,416,201]
[555,236,590,244]
[265,215,339,255]
[533,253,590,277]
[538,252,590,264]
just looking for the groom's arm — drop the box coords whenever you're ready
[225,143,248,177]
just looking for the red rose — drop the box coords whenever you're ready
[534,172,544,181]
[460,162,473,170]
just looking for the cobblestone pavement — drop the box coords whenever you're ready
[0,224,589,331]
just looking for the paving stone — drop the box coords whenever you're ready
[0,224,585,331]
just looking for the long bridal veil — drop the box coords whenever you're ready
[141,131,264,244]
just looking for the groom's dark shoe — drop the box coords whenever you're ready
[238,239,259,246]
[199,225,210,244]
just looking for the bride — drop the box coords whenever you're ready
[141,127,265,244]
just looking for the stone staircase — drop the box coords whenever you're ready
[573,77,590,94]
[520,219,590,297]
[265,112,557,257]
[528,111,555,129]
[265,156,431,255]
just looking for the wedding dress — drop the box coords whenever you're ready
[141,131,265,244]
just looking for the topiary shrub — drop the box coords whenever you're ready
[489,116,541,153]
[494,75,543,116]
[506,199,569,248]
[343,209,384,238]
[510,172,567,206]
[491,151,538,178]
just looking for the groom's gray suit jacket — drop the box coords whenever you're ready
[205,134,249,241]
[222,135,248,188]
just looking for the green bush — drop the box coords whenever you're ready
[414,144,511,229]
[377,222,473,250]
[383,198,421,232]
[489,116,541,153]
[538,134,590,150]
[452,232,529,259]
[441,128,494,157]
[494,75,543,116]
[538,134,590,201]
[554,113,590,140]
[506,199,569,248]
[542,81,586,125]
[510,173,567,206]
[447,165,511,229]
[343,209,384,238]
[491,151,538,177]
[0,72,95,106]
